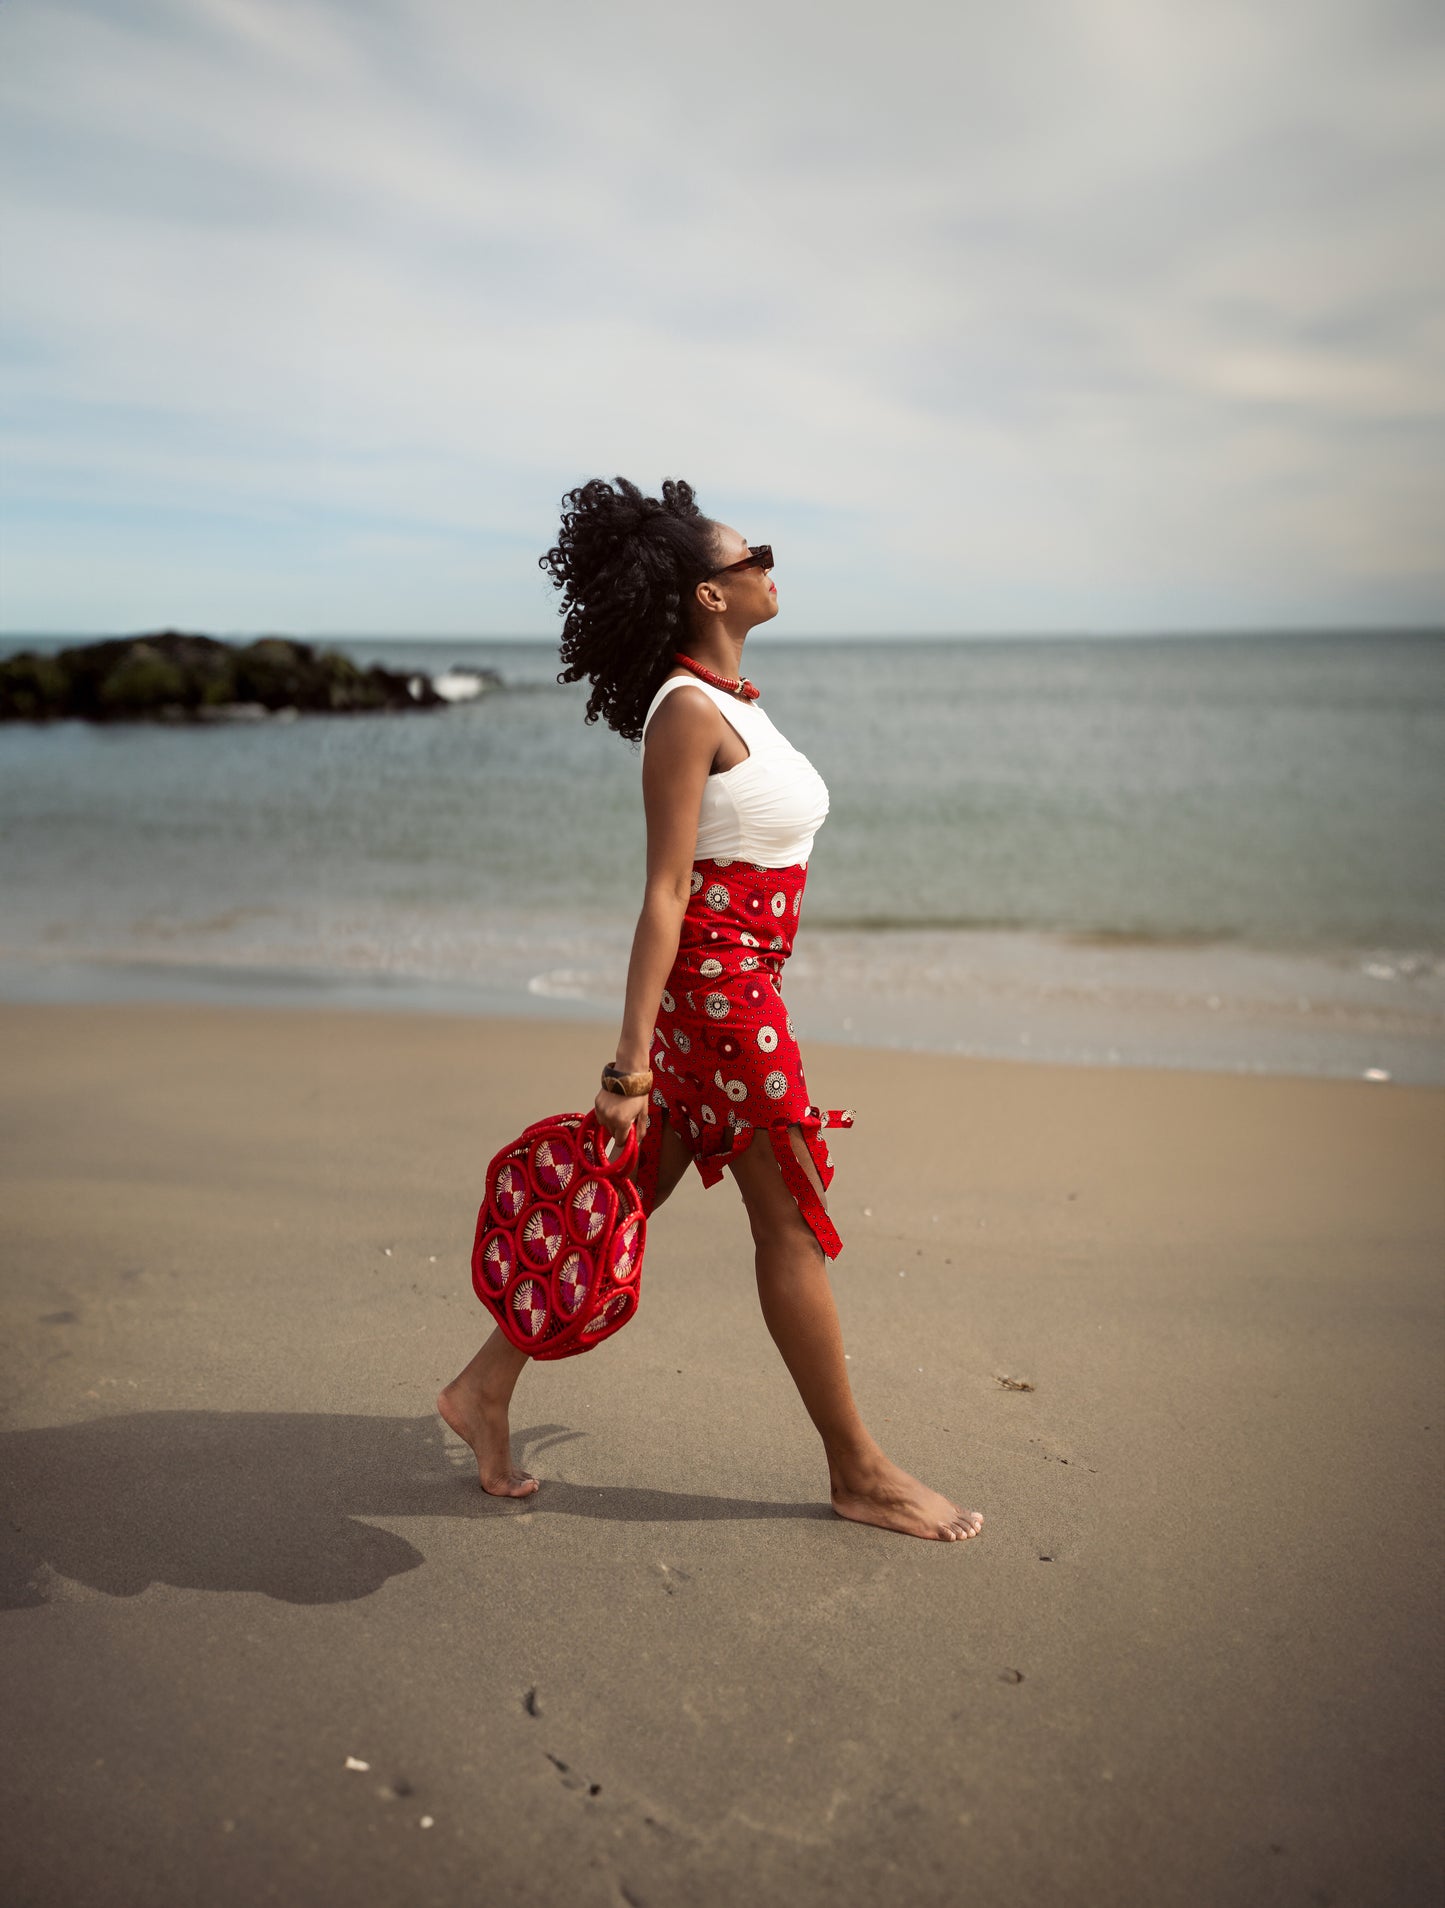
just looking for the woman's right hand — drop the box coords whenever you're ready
[594,1086,649,1155]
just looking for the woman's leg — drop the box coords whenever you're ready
[728,1126,984,1542]
[437,1330,537,1496]
[439,1114,695,1496]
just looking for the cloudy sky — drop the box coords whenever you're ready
[1,0,1442,638]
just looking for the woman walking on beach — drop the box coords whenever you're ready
[440,477,983,1542]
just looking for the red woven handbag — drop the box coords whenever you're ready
[472,1109,647,1360]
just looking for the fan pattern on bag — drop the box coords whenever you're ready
[472,1111,647,1360]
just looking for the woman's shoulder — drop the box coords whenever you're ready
[640,674,724,747]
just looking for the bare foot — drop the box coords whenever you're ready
[436,1383,538,1498]
[830,1454,983,1542]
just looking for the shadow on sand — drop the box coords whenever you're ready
[0,1412,828,1609]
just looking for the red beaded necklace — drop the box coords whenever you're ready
[672,651,760,701]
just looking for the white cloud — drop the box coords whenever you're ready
[1,0,1442,633]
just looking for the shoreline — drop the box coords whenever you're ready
[2,916,1442,1084]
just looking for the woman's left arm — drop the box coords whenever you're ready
[593,689,717,1144]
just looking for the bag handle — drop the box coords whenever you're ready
[581,1108,641,1178]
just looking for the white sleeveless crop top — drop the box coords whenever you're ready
[639,675,830,868]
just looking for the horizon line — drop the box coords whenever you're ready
[3,622,1443,646]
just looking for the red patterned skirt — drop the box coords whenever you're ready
[633,856,853,1258]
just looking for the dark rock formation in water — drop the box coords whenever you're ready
[0,631,498,723]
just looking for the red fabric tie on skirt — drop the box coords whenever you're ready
[633,856,853,1258]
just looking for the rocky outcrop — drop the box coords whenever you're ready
[0,631,500,723]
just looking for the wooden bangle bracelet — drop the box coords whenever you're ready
[602,1065,653,1098]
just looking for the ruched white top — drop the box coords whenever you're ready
[639,675,830,868]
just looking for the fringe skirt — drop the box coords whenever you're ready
[633,855,853,1258]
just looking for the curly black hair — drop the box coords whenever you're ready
[540,476,722,742]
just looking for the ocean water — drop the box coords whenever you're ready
[2,630,1443,1081]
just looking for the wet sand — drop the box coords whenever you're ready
[2,1001,1442,1906]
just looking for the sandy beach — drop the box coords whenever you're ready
[2,999,1441,1907]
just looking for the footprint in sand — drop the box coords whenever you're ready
[545,1752,601,1798]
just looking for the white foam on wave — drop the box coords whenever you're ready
[431,669,489,703]
[527,969,599,1000]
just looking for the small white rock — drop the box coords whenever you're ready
[344,1757,369,1772]
[420,1815,435,1829]
[1364,1068,1391,1082]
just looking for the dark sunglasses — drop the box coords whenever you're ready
[705,543,773,579]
